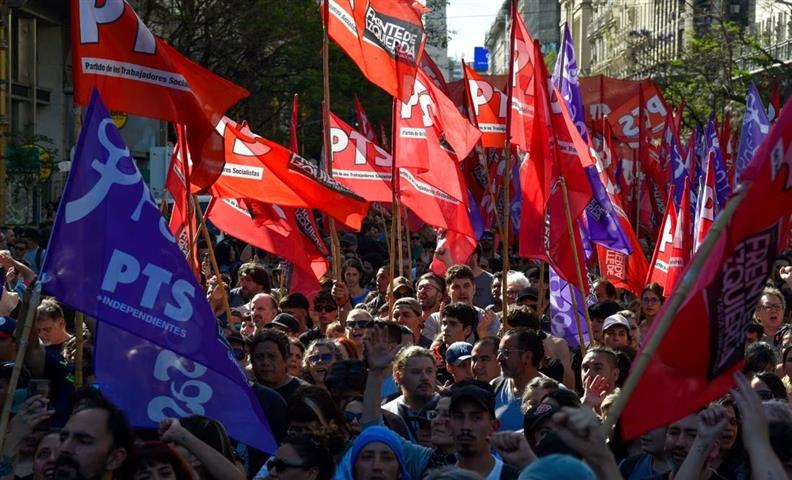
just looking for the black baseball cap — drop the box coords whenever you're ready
[450,382,495,417]
[523,402,560,433]
[264,313,300,335]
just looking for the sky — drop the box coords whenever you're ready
[446,0,503,62]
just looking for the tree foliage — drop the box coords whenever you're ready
[135,0,393,157]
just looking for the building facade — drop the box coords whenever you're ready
[484,0,562,74]
[1,1,167,225]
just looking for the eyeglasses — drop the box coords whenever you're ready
[642,297,661,304]
[417,283,440,292]
[266,457,311,472]
[760,303,783,311]
[347,320,373,330]
[497,348,526,359]
[314,304,337,313]
[308,353,334,364]
[343,411,363,423]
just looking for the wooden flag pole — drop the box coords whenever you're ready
[559,177,593,355]
[396,202,404,278]
[192,196,233,323]
[536,261,546,315]
[403,206,413,281]
[74,311,84,389]
[603,187,749,434]
[322,1,342,280]
[388,98,399,321]
[0,286,40,452]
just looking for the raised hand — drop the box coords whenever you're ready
[158,417,190,445]
[331,280,350,306]
[779,265,792,289]
[730,372,769,445]
[364,324,398,373]
[582,374,610,412]
[552,407,620,478]
[696,405,729,443]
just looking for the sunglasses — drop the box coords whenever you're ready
[344,411,363,423]
[314,304,337,313]
[347,320,373,330]
[265,457,311,472]
[308,353,334,364]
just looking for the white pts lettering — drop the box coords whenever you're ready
[79,0,156,54]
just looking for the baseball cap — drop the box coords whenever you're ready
[602,313,630,332]
[225,332,245,345]
[523,402,560,433]
[265,313,300,335]
[0,316,17,339]
[393,297,421,315]
[450,382,495,417]
[390,276,414,295]
[516,287,539,303]
[445,341,473,366]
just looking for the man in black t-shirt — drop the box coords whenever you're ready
[249,329,307,402]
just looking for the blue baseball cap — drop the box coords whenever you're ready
[445,341,473,366]
[0,316,17,338]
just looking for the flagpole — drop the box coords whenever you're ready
[635,83,644,235]
[0,286,40,452]
[74,311,84,388]
[403,206,413,280]
[603,187,749,434]
[178,124,197,277]
[321,1,342,280]
[192,195,233,323]
[501,0,518,328]
[559,177,594,355]
[397,203,404,278]
[388,98,399,321]
[536,261,546,315]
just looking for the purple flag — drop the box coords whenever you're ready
[735,82,770,186]
[552,24,631,255]
[549,266,589,349]
[41,90,276,453]
[662,116,688,208]
[705,116,731,207]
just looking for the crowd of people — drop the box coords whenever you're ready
[0,219,791,480]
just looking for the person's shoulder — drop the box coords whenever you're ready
[381,396,402,414]
[293,376,310,386]
[499,461,521,480]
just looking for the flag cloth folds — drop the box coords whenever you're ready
[395,69,482,192]
[206,198,329,287]
[329,112,393,203]
[164,135,199,275]
[621,97,792,440]
[516,34,593,291]
[462,63,507,148]
[71,0,248,189]
[324,0,427,101]
[211,118,369,229]
[706,117,731,208]
[646,187,677,291]
[353,97,378,143]
[734,83,770,186]
[549,266,590,349]
[694,156,717,252]
[41,90,275,453]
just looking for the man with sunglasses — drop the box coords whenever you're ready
[492,328,547,431]
[312,292,339,337]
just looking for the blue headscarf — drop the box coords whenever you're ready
[348,426,410,480]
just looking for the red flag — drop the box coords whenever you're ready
[72,0,248,189]
[353,97,378,143]
[210,118,369,229]
[674,97,686,131]
[329,111,474,251]
[517,37,593,291]
[206,198,328,287]
[395,69,482,197]
[506,1,537,153]
[621,97,792,439]
[330,112,393,203]
[646,179,690,296]
[290,94,300,153]
[324,0,427,101]
[694,155,717,251]
[430,229,477,276]
[164,133,199,274]
[463,63,507,148]
[420,54,450,95]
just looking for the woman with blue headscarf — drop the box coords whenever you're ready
[334,426,411,480]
